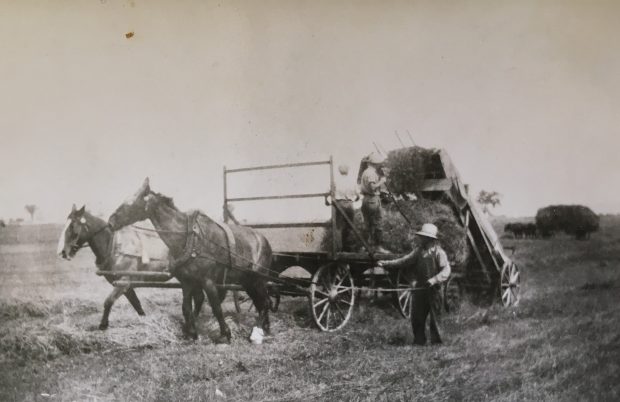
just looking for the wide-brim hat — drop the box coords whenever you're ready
[415,223,438,239]
[367,152,385,165]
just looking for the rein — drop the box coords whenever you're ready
[128,224,433,293]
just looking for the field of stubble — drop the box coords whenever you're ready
[1,218,619,401]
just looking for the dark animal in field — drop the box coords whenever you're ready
[108,178,274,343]
[58,204,205,330]
[535,205,599,240]
[504,223,537,239]
[0,219,5,228]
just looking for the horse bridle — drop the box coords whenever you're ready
[67,217,110,254]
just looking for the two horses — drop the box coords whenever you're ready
[58,204,205,330]
[108,178,274,342]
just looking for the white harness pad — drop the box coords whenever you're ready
[113,223,169,263]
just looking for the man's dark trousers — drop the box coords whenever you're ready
[411,286,443,345]
[361,195,383,247]
[334,200,355,251]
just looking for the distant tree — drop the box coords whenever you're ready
[477,190,502,215]
[24,204,38,222]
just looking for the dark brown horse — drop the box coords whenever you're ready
[58,204,205,330]
[108,178,274,342]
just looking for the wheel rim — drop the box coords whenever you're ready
[500,263,520,306]
[310,263,355,332]
[395,267,413,319]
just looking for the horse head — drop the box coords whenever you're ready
[108,177,163,230]
[58,204,94,259]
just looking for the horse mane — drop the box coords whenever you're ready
[154,192,177,209]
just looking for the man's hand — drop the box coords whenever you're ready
[377,260,388,267]
[426,279,436,288]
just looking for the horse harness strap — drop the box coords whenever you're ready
[168,211,239,276]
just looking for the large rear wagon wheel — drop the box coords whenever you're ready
[310,263,355,332]
[393,267,413,319]
[500,262,520,306]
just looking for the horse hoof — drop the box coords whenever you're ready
[138,311,146,316]
[215,336,230,345]
[99,323,108,330]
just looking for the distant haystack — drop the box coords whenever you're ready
[535,205,599,240]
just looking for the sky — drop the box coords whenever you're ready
[1,0,619,223]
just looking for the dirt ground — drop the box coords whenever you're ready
[1,219,619,401]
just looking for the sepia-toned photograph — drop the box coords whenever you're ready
[1,1,618,401]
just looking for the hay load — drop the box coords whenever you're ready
[382,199,470,264]
[383,146,440,195]
[535,205,599,239]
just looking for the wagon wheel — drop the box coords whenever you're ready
[500,262,520,306]
[392,267,413,319]
[443,276,462,313]
[310,263,355,332]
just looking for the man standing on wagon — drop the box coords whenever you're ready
[377,223,451,345]
[360,152,391,254]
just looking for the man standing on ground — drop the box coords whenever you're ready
[326,164,360,252]
[377,223,451,345]
[360,152,390,254]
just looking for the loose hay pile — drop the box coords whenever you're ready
[324,200,469,264]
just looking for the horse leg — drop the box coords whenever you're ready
[181,284,198,340]
[100,284,127,330]
[192,288,205,317]
[218,288,228,303]
[203,278,231,342]
[124,288,146,316]
[243,277,271,335]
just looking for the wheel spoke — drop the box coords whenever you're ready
[335,298,353,307]
[325,308,332,328]
[502,287,510,302]
[511,270,520,285]
[399,290,410,302]
[321,273,331,290]
[336,272,348,287]
[317,302,329,324]
[313,297,329,309]
[333,301,346,321]
[404,292,411,310]
[336,287,352,296]
[314,289,330,298]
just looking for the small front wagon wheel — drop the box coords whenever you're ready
[310,263,355,332]
[500,262,520,306]
[393,267,413,319]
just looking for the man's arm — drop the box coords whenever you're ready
[379,249,417,268]
[427,248,451,286]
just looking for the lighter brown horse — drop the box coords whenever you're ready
[108,178,274,343]
[58,204,205,330]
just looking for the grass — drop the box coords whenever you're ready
[1,218,619,401]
